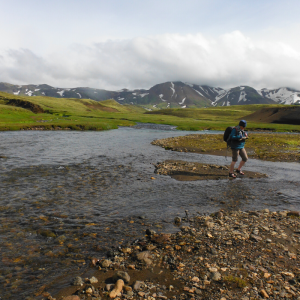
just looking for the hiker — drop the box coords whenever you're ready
[228,120,248,178]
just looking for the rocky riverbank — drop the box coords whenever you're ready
[45,209,300,300]
[154,160,267,181]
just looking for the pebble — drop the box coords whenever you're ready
[101,259,112,268]
[89,276,98,283]
[62,209,300,300]
[71,276,84,286]
[112,271,130,283]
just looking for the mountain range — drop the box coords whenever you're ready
[1,81,300,109]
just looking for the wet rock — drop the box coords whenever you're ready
[215,211,224,219]
[260,289,269,298]
[145,244,157,251]
[191,276,200,283]
[63,210,300,300]
[127,264,135,270]
[133,280,145,291]
[248,211,260,217]
[106,284,114,291]
[146,229,156,236]
[89,276,98,283]
[174,217,181,224]
[91,257,99,266]
[109,279,124,298]
[64,296,81,300]
[72,276,84,286]
[112,271,130,283]
[250,234,262,242]
[211,272,221,281]
[101,259,112,268]
[287,211,300,217]
[127,291,134,296]
[204,220,214,228]
[136,251,152,265]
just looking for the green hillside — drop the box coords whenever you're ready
[0,91,299,132]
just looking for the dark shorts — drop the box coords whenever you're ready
[232,148,248,162]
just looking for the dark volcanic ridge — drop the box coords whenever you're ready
[243,106,300,125]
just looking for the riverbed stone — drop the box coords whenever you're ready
[101,259,112,268]
[136,251,152,265]
[211,272,221,281]
[287,211,300,217]
[112,271,130,283]
[89,276,98,283]
[72,276,84,286]
[64,296,81,300]
[65,209,300,299]
[133,280,144,290]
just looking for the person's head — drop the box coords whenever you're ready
[239,120,247,129]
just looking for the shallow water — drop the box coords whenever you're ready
[0,126,300,299]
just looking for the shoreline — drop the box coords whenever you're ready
[46,209,300,300]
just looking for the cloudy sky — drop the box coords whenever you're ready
[1,0,300,90]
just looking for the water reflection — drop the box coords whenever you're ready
[0,127,300,299]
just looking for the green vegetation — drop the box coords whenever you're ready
[151,133,300,162]
[1,91,300,132]
[223,275,248,288]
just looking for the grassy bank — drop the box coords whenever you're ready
[151,133,300,162]
[1,92,300,132]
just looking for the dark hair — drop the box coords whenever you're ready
[239,120,247,127]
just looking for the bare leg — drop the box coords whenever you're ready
[237,160,246,171]
[230,161,236,173]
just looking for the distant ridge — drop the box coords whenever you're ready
[1,81,300,109]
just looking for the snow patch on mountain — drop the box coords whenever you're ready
[57,90,64,96]
[215,89,228,101]
[77,93,81,98]
[179,97,186,105]
[193,88,204,97]
[25,90,33,96]
[257,89,263,96]
[170,82,175,97]
[139,93,149,98]
[238,91,247,102]
[13,91,20,95]
[159,94,167,102]
[261,87,300,104]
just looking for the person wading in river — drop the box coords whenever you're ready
[229,120,248,178]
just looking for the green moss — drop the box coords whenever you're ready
[39,230,56,238]
[223,275,248,288]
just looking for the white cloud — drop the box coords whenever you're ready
[1,31,300,90]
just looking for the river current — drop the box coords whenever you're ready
[0,125,300,299]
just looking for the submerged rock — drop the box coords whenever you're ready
[71,276,84,286]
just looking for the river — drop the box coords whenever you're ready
[0,125,299,299]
